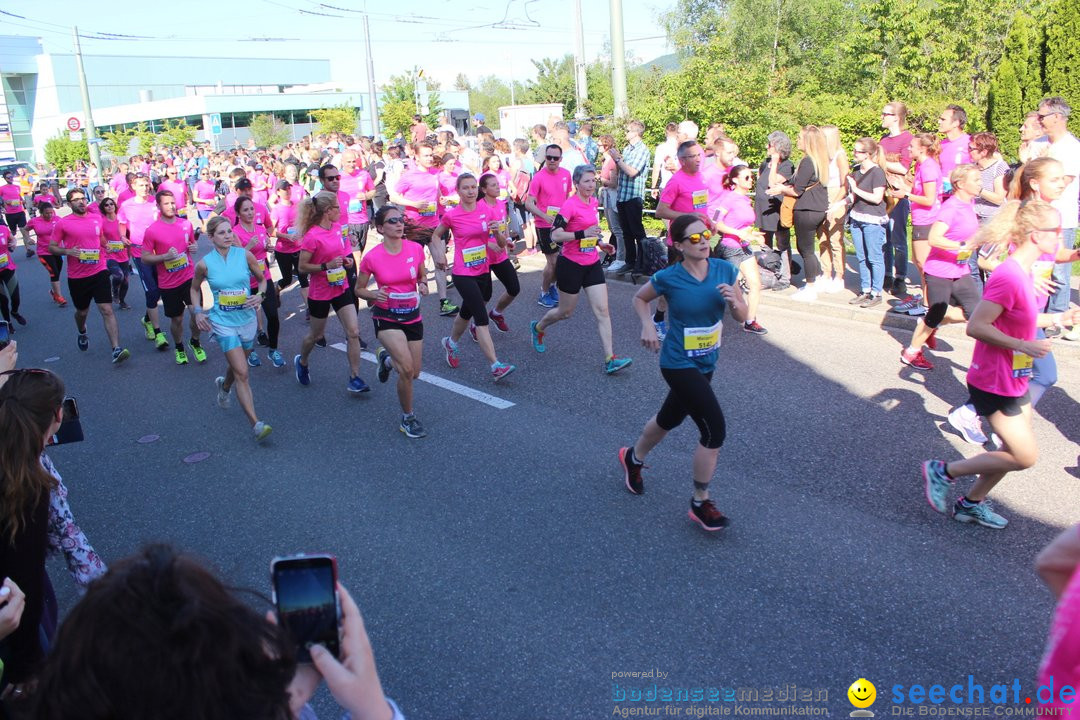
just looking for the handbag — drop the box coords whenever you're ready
[780,179,818,228]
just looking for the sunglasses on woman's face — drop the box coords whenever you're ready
[383,216,405,225]
[681,230,712,245]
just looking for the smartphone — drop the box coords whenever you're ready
[0,321,8,351]
[270,554,340,662]
[47,396,84,446]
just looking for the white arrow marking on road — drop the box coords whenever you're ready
[329,344,515,410]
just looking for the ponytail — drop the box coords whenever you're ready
[912,133,940,160]
[297,191,337,238]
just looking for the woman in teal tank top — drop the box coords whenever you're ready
[191,217,273,442]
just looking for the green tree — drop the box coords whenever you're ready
[381,100,417,140]
[249,114,291,147]
[453,73,471,92]
[381,72,441,130]
[523,55,576,116]
[1043,0,1080,126]
[311,104,359,135]
[134,122,155,155]
[156,119,198,148]
[44,132,90,172]
[987,57,1024,160]
[1005,13,1044,109]
[101,126,136,157]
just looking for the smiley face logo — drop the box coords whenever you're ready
[848,679,876,709]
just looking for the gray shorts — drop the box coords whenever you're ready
[713,243,754,266]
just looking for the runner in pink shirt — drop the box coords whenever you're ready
[431,174,517,381]
[159,166,189,216]
[233,196,283,368]
[221,179,273,235]
[98,196,131,309]
[192,167,218,235]
[49,188,129,364]
[269,180,308,304]
[118,176,166,348]
[141,190,205,365]
[338,151,376,254]
[483,156,511,199]
[922,201,1079,529]
[27,203,66,307]
[478,173,519,332]
[0,222,23,327]
[294,191,368,393]
[355,205,431,437]
[1,171,32,256]
[937,104,971,196]
[530,165,633,376]
[712,165,768,335]
[523,144,574,307]
[894,134,943,313]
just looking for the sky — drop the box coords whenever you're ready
[0,0,674,90]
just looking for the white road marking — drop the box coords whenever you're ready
[330,343,515,410]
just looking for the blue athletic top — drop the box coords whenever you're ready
[204,246,255,327]
[649,258,738,372]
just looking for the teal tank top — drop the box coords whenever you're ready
[205,246,255,327]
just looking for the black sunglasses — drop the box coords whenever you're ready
[546,155,561,162]
[382,216,405,225]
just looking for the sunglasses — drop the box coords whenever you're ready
[680,230,712,245]
[382,216,405,225]
[546,156,562,162]
[1037,112,1060,120]
[323,175,341,181]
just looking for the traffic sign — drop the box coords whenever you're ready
[66,116,82,132]
[209,113,222,136]
[69,131,83,141]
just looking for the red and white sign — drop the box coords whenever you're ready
[66,116,82,132]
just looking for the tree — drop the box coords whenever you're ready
[381,72,441,130]
[380,100,416,141]
[1005,13,1044,110]
[248,114,292,147]
[101,126,136,157]
[1043,0,1080,126]
[44,132,90,172]
[453,73,471,92]
[987,58,1024,160]
[156,119,198,149]
[523,55,576,116]
[133,122,155,156]
[311,104,359,135]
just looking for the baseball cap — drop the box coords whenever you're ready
[474,113,485,122]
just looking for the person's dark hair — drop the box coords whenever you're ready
[233,195,254,216]
[722,165,752,191]
[546,144,562,156]
[65,188,86,203]
[945,104,967,129]
[235,178,253,193]
[676,140,698,158]
[455,172,477,191]
[317,164,338,182]
[970,132,999,157]
[36,202,54,214]
[27,544,296,720]
[154,189,175,207]
[373,204,402,227]
[99,197,118,213]
[669,213,705,244]
[478,172,499,193]
[0,369,64,545]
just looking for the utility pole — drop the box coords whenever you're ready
[572,0,588,119]
[72,27,102,176]
[362,14,379,137]
[609,0,628,119]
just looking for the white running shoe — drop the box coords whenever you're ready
[947,405,986,445]
[215,377,232,409]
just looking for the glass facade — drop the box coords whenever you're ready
[2,74,37,161]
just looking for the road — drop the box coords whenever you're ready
[16,240,1079,718]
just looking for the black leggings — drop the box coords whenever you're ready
[275,250,309,289]
[657,368,726,449]
[489,259,520,297]
[107,259,130,303]
[261,280,281,348]
[453,273,492,325]
[0,268,20,322]
[792,210,826,283]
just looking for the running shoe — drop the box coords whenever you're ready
[400,414,427,438]
[900,348,933,370]
[742,320,767,335]
[489,309,510,332]
[294,354,310,385]
[604,355,633,375]
[315,336,327,348]
[247,350,262,367]
[925,329,938,350]
[947,405,987,445]
[922,459,952,514]
[269,349,285,368]
[376,347,392,383]
[860,294,882,308]
[51,291,67,307]
[10,312,26,326]
[111,347,130,365]
[142,317,155,340]
[607,260,627,273]
[359,337,368,351]
[549,285,559,304]
[439,298,460,316]
[469,322,478,343]
[347,375,370,393]
[891,295,923,313]
[688,499,730,531]
[190,344,207,364]
[906,304,928,317]
[25,248,35,258]
[618,447,644,495]
[491,362,516,381]
[175,347,189,365]
[119,301,131,310]
[1064,326,1080,342]
[256,330,270,347]
[252,421,273,442]
[530,321,545,353]
[654,320,667,342]
[154,332,168,350]
[849,292,871,305]
[215,376,232,408]
[952,498,1008,529]
[76,333,89,351]
[536,290,556,308]
[441,336,460,368]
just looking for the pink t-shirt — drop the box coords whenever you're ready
[117,197,159,259]
[967,258,1038,397]
[396,167,441,228]
[924,195,978,280]
[436,171,460,218]
[144,218,196,289]
[110,172,129,195]
[0,184,22,215]
[910,158,942,226]
[556,194,602,267]
[116,188,135,206]
[481,198,510,265]
[714,191,756,249]
[301,225,350,301]
[358,240,426,324]
[939,133,971,184]
[340,169,374,224]
[528,168,573,229]
[234,221,270,287]
[1037,528,1080,718]
[659,169,711,216]
[193,180,217,210]
[700,163,728,222]
[249,172,269,205]
[27,216,58,257]
[442,204,493,277]
[102,217,127,262]
[159,180,188,207]
[0,225,15,271]
[270,203,300,253]
[54,214,106,279]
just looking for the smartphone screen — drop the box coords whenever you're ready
[271,555,339,662]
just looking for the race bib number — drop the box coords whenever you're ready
[684,320,722,358]
[387,291,420,314]
[106,240,124,253]
[545,205,560,221]
[3,198,20,210]
[348,198,362,213]
[691,189,708,210]
[78,248,100,264]
[955,248,972,264]
[1011,350,1033,379]
[419,202,437,217]
[461,244,487,268]
[0,253,8,268]
[578,236,598,252]
[164,255,189,273]
[326,266,346,286]
[218,289,247,311]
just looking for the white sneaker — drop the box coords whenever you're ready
[214,376,232,409]
[791,285,818,302]
[817,276,835,293]
[831,276,846,293]
[607,260,627,273]
[947,405,986,445]
[253,420,273,442]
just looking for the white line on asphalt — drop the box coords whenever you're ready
[330,343,516,410]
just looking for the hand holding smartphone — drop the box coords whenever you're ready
[271,554,340,662]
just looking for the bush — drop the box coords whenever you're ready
[44,132,90,172]
[311,104,359,136]
[248,114,291,148]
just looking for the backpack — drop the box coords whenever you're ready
[753,246,783,289]
[640,236,668,277]
[509,169,530,202]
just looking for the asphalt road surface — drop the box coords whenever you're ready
[17,237,1080,719]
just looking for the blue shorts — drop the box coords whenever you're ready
[212,317,257,353]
